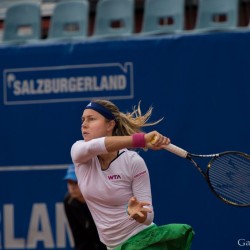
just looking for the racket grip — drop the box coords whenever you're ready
[164,143,188,158]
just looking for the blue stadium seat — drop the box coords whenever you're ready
[2,2,41,43]
[48,0,89,40]
[93,0,134,38]
[141,0,185,35]
[194,0,239,32]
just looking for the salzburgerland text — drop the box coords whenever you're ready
[3,62,134,105]
[11,75,127,95]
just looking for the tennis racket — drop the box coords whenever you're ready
[162,143,250,207]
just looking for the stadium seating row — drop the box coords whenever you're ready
[0,0,249,44]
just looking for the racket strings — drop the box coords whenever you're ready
[208,153,250,206]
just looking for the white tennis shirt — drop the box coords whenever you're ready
[71,137,154,249]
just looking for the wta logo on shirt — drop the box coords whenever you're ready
[108,174,121,180]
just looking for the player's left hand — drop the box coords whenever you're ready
[127,196,152,221]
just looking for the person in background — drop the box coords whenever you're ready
[63,164,106,250]
[71,99,194,250]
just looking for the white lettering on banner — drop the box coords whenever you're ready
[238,239,250,246]
[26,204,54,248]
[55,203,74,248]
[3,62,134,105]
[1,203,74,249]
[4,205,25,248]
[11,75,126,96]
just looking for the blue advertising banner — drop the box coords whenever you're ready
[3,62,133,105]
[1,30,250,250]
[0,165,74,250]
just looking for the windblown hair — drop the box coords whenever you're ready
[92,99,163,136]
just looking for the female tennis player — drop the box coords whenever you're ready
[71,99,194,250]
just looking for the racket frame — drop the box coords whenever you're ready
[163,143,250,207]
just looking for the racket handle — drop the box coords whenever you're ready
[163,143,188,158]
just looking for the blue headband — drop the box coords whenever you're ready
[85,102,116,121]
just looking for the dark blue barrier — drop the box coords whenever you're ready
[1,30,250,250]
